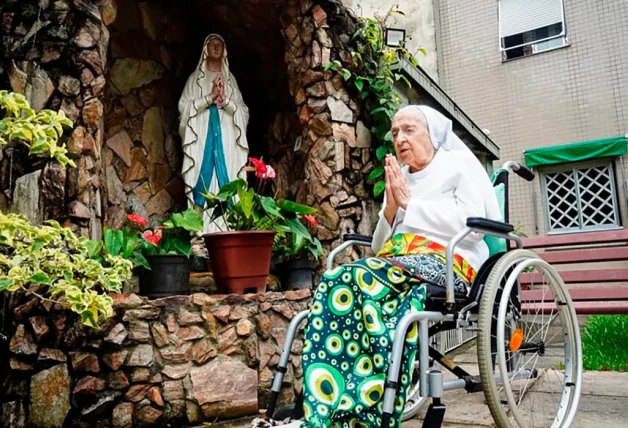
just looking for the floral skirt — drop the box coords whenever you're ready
[300,234,476,428]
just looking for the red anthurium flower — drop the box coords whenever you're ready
[127,213,148,227]
[143,229,163,246]
[264,165,276,179]
[304,215,317,227]
[248,157,267,178]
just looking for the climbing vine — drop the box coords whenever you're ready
[325,8,426,197]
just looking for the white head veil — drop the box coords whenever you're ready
[397,105,501,221]
[178,34,249,153]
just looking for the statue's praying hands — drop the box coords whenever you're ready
[212,75,225,108]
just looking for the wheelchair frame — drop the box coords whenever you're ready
[266,162,580,428]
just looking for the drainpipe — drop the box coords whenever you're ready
[433,0,446,86]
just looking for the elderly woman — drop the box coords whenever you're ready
[259,105,500,428]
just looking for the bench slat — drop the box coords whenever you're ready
[536,247,628,264]
[520,268,628,284]
[523,301,628,315]
[522,287,628,302]
[522,229,628,249]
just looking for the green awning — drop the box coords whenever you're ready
[524,135,628,168]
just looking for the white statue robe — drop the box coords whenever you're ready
[178,36,249,234]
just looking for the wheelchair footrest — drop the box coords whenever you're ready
[422,399,446,428]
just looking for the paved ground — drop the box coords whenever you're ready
[403,343,628,428]
[206,341,628,428]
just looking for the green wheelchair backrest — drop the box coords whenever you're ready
[484,169,508,256]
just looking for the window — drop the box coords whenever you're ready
[499,0,567,60]
[541,161,622,234]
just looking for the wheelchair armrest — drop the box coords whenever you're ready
[343,234,373,244]
[466,217,514,235]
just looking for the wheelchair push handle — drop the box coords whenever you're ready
[503,161,535,182]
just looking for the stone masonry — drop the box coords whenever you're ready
[1,290,311,427]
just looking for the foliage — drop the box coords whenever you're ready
[100,209,204,270]
[582,315,628,372]
[0,91,75,167]
[0,211,132,328]
[203,158,324,262]
[324,8,426,197]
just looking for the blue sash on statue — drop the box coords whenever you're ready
[192,104,230,207]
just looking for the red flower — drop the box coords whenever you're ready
[248,157,267,178]
[127,213,148,227]
[143,229,163,246]
[264,165,276,179]
[304,215,317,227]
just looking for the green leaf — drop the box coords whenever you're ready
[376,145,389,160]
[85,240,103,259]
[368,165,385,181]
[170,209,204,232]
[277,199,317,215]
[131,253,151,270]
[238,186,255,219]
[354,79,364,92]
[33,238,47,252]
[171,236,192,256]
[0,277,12,291]
[342,68,352,81]
[122,231,138,258]
[284,216,311,240]
[104,228,123,256]
[374,180,386,197]
[80,309,98,329]
[371,106,386,115]
[261,197,282,217]
[384,130,393,142]
[31,272,51,284]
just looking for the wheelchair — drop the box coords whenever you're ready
[266,162,583,428]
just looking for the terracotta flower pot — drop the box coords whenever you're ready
[203,230,276,294]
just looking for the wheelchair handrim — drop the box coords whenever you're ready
[496,257,582,428]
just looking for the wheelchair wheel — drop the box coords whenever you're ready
[477,250,582,428]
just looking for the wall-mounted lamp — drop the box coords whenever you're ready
[385,28,406,47]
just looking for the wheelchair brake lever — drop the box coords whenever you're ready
[456,301,478,329]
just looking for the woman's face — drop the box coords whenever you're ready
[206,37,224,61]
[391,109,435,172]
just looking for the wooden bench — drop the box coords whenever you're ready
[519,229,628,314]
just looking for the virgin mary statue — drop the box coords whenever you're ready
[178,34,249,234]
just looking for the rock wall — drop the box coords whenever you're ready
[0,290,311,427]
[0,0,381,261]
[0,0,113,239]
[101,0,194,229]
[277,0,380,264]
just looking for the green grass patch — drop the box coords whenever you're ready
[582,315,628,372]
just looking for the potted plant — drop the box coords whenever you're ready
[273,214,323,291]
[202,157,320,295]
[102,209,204,299]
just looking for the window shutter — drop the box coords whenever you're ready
[499,0,564,38]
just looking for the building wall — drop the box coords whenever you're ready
[437,0,628,236]
[341,0,439,81]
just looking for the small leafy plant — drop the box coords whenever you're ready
[324,8,426,197]
[98,209,204,270]
[0,211,132,328]
[0,90,74,167]
[203,157,323,261]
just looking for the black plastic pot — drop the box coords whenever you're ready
[278,258,315,291]
[139,255,191,299]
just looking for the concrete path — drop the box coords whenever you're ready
[203,342,628,428]
[402,342,628,428]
